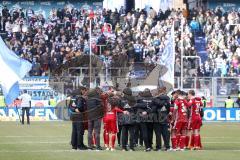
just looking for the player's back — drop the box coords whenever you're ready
[190,97,203,119]
[175,98,189,122]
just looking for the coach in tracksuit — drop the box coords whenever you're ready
[152,88,171,151]
[119,88,136,151]
[135,89,153,152]
[87,88,103,150]
[69,87,88,150]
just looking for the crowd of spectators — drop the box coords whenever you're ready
[0,5,198,77]
[1,4,240,78]
[191,8,240,77]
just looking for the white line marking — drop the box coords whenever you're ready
[203,142,240,144]
[0,136,237,139]
[0,141,69,144]
[203,137,238,139]
[0,136,68,138]
[0,141,239,145]
[0,150,240,153]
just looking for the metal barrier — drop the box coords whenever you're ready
[64,64,240,108]
[175,77,240,107]
[1,64,239,108]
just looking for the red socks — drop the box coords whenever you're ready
[190,134,195,148]
[104,132,116,149]
[105,133,109,147]
[111,134,116,148]
[194,135,200,148]
[180,136,186,149]
[176,135,181,148]
[171,136,177,149]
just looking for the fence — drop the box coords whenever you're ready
[63,74,240,108]
[67,65,240,106]
[1,65,240,108]
[175,77,240,107]
[62,64,240,107]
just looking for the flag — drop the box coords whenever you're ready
[0,36,32,105]
[159,25,175,90]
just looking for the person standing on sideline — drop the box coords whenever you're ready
[0,89,5,107]
[201,96,207,108]
[225,96,234,108]
[18,90,31,125]
[49,95,57,107]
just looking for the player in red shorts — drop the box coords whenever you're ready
[103,102,128,151]
[101,91,109,147]
[187,90,203,150]
[169,90,181,150]
[173,91,189,151]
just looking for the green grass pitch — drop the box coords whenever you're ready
[0,121,239,160]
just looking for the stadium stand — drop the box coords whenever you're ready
[0,6,198,77]
[1,6,239,78]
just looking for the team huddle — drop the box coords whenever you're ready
[170,90,203,151]
[69,86,204,152]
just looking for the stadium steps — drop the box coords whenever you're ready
[194,34,208,64]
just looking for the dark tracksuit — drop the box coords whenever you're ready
[135,95,153,150]
[152,94,171,150]
[69,95,86,149]
[86,90,103,148]
[119,95,136,150]
[134,123,143,146]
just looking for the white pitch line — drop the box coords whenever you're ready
[0,141,240,145]
[0,150,78,153]
[0,150,240,153]
[203,142,240,144]
[0,141,69,144]
[203,137,238,139]
[0,136,68,138]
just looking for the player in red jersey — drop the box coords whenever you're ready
[173,91,189,151]
[103,102,128,151]
[101,91,109,147]
[169,90,181,150]
[187,90,203,150]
